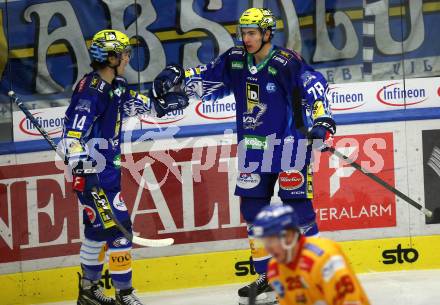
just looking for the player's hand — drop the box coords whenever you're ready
[112,75,128,89]
[71,160,100,192]
[308,117,336,152]
[152,64,185,99]
[150,91,189,118]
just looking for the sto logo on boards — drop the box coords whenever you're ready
[235,257,257,276]
[382,244,419,264]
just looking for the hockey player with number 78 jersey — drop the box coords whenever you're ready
[152,7,336,305]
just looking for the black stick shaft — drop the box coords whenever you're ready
[328,146,433,218]
[9,91,59,152]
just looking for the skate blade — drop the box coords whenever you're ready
[238,291,278,305]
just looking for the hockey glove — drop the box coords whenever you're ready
[150,91,189,118]
[112,76,128,97]
[123,90,151,117]
[308,117,336,152]
[72,160,100,192]
[152,64,185,99]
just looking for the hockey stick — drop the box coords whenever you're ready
[9,90,174,247]
[327,146,440,222]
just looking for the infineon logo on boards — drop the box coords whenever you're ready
[141,109,185,125]
[327,85,365,111]
[195,97,236,120]
[376,82,428,107]
[19,112,63,136]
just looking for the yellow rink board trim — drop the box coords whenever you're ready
[1,235,440,305]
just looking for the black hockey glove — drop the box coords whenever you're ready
[112,76,128,96]
[71,160,100,192]
[308,117,336,152]
[152,64,185,99]
[150,91,189,118]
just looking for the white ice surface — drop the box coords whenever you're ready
[37,269,440,305]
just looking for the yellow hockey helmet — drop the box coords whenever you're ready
[90,29,131,63]
[237,8,276,41]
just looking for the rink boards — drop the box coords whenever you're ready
[1,119,440,304]
[1,235,440,305]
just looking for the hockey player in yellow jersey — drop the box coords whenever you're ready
[252,205,370,305]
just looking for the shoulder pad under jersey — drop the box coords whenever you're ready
[270,47,303,68]
[75,73,110,96]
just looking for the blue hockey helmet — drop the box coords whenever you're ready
[252,205,300,238]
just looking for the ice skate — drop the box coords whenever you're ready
[77,272,115,305]
[238,273,278,305]
[116,287,145,305]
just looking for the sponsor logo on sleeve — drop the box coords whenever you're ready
[273,55,287,66]
[322,255,346,282]
[304,243,324,256]
[89,75,100,89]
[278,50,293,60]
[236,173,261,189]
[230,48,245,55]
[98,81,106,93]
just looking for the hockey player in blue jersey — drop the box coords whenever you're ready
[61,29,188,305]
[152,8,335,305]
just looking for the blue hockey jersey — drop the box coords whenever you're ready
[184,45,333,173]
[61,72,150,191]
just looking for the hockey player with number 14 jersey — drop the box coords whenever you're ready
[152,7,336,305]
[61,29,188,305]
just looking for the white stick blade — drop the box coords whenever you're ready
[132,236,174,247]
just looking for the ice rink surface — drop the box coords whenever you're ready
[39,269,440,305]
